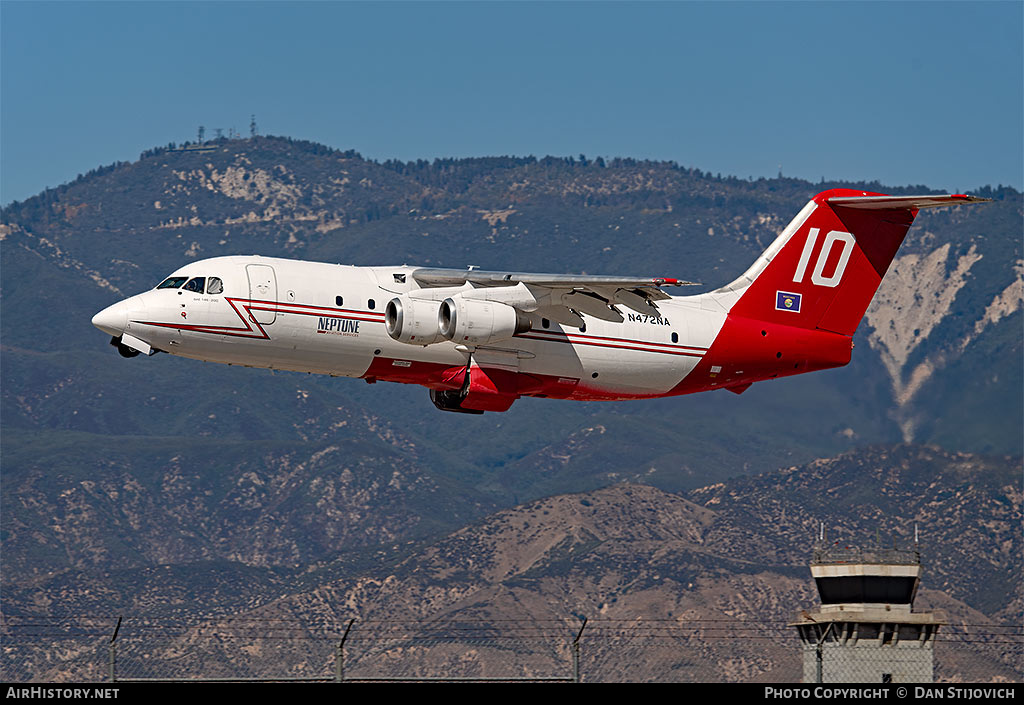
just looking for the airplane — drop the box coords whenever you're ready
[91,189,988,414]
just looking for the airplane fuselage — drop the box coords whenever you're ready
[94,253,851,410]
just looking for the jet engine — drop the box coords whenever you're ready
[385,296,445,345]
[438,297,532,345]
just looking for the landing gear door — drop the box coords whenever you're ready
[246,264,277,325]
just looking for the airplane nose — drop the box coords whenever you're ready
[92,300,128,336]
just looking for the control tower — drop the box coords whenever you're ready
[790,541,945,683]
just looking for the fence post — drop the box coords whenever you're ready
[108,616,122,682]
[336,618,355,683]
[815,621,835,684]
[572,617,588,683]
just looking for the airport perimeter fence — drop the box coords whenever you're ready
[1,616,1020,683]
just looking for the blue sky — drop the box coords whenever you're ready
[2,1,1021,205]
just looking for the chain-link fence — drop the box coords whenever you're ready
[2,617,1020,683]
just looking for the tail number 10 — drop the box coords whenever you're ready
[793,228,854,288]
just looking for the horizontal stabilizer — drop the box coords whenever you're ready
[827,194,990,210]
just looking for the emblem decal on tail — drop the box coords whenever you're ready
[776,291,802,313]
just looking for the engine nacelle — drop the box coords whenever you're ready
[438,297,532,345]
[385,296,445,345]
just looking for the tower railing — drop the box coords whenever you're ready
[811,546,920,565]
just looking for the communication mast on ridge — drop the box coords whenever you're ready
[198,125,205,144]
[250,114,258,138]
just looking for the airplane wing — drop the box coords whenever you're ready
[411,268,694,291]
[410,267,699,324]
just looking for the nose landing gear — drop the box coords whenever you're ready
[110,336,141,358]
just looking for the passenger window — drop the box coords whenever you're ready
[183,277,205,293]
[368,299,375,310]
[336,296,344,307]
[207,277,224,295]
[156,276,188,290]
[542,318,550,329]
[671,332,679,343]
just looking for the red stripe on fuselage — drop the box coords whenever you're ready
[135,297,384,339]
[241,298,385,319]
[516,331,706,357]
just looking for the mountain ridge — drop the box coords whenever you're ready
[6,444,1017,682]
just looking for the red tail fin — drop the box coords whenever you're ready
[717,189,986,336]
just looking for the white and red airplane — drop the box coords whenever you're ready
[92,189,987,413]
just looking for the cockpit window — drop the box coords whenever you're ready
[207,277,224,295]
[183,277,206,293]
[156,276,188,290]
